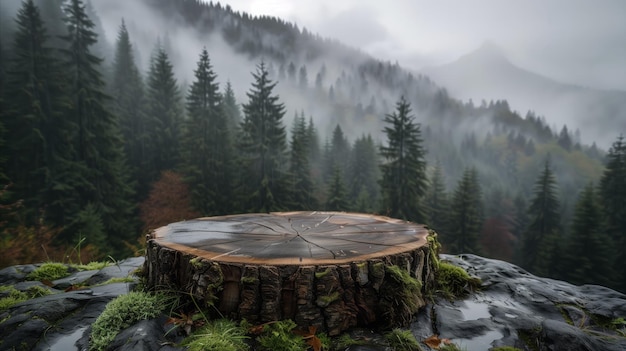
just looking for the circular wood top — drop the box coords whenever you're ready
[151,211,429,265]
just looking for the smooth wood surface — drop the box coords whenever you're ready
[152,211,429,265]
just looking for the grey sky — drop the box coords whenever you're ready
[220,0,626,91]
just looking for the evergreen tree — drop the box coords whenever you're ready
[110,19,149,198]
[520,160,561,277]
[379,96,427,222]
[599,135,626,291]
[238,62,290,212]
[323,124,350,181]
[3,0,78,227]
[425,161,449,234]
[146,45,183,174]
[222,81,241,132]
[348,134,379,212]
[563,183,615,287]
[326,165,349,211]
[182,48,233,215]
[289,112,317,210]
[306,117,321,164]
[445,168,483,254]
[60,0,135,252]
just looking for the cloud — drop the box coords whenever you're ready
[221,0,626,91]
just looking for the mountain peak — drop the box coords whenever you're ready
[465,41,510,64]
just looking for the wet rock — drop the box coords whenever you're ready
[410,254,626,351]
[2,254,625,351]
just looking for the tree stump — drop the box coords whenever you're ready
[144,211,437,335]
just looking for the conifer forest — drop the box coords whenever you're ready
[1,0,625,294]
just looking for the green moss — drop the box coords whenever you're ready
[190,257,204,269]
[183,318,249,351]
[27,262,69,281]
[0,285,52,311]
[490,346,523,351]
[97,276,135,286]
[89,291,165,351]
[0,293,27,310]
[257,320,307,351]
[427,230,442,267]
[440,344,465,351]
[384,328,422,351]
[315,268,331,279]
[73,261,110,271]
[370,261,385,278]
[379,265,423,327]
[315,291,340,307]
[435,261,480,299]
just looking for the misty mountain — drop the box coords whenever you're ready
[421,42,626,148]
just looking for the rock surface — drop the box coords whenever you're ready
[0,254,625,350]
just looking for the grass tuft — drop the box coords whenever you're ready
[384,328,422,351]
[183,318,249,351]
[27,262,69,281]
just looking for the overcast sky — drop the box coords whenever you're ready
[218,0,626,91]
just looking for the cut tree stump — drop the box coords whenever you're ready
[144,211,437,335]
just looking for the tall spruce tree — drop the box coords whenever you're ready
[182,48,233,215]
[425,161,449,235]
[326,164,349,211]
[349,134,379,212]
[289,112,317,210]
[222,81,241,132]
[520,160,561,277]
[60,0,135,252]
[599,135,626,291]
[563,183,615,287]
[3,0,79,227]
[445,168,483,254]
[379,96,427,222]
[238,62,290,212]
[146,45,183,175]
[110,20,149,198]
[323,124,350,181]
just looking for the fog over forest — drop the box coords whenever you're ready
[0,0,625,295]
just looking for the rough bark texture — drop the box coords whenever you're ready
[144,211,437,335]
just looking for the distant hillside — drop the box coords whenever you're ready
[422,42,626,148]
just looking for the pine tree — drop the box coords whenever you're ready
[146,45,183,175]
[445,168,483,254]
[3,0,78,228]
[110,19,149,198]
[323,124,350,181]
[599,135,626,291]
[60,0,135,252]
[425,161,449,234]
[289,112,317,210]
[563,183,615,287]
[520,160,561,277]
[326,165,349,211]
[348,134,379,212]
[182,48,233,215]
[238,62,290,212]
[222,81,241,132]
[379,96,427,223]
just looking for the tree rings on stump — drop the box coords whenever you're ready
[144,211,437,335]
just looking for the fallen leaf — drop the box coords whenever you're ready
[423,334,442,349]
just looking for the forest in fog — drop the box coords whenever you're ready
[0,0,625,293]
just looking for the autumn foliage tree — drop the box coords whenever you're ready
[139,170,200,233]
